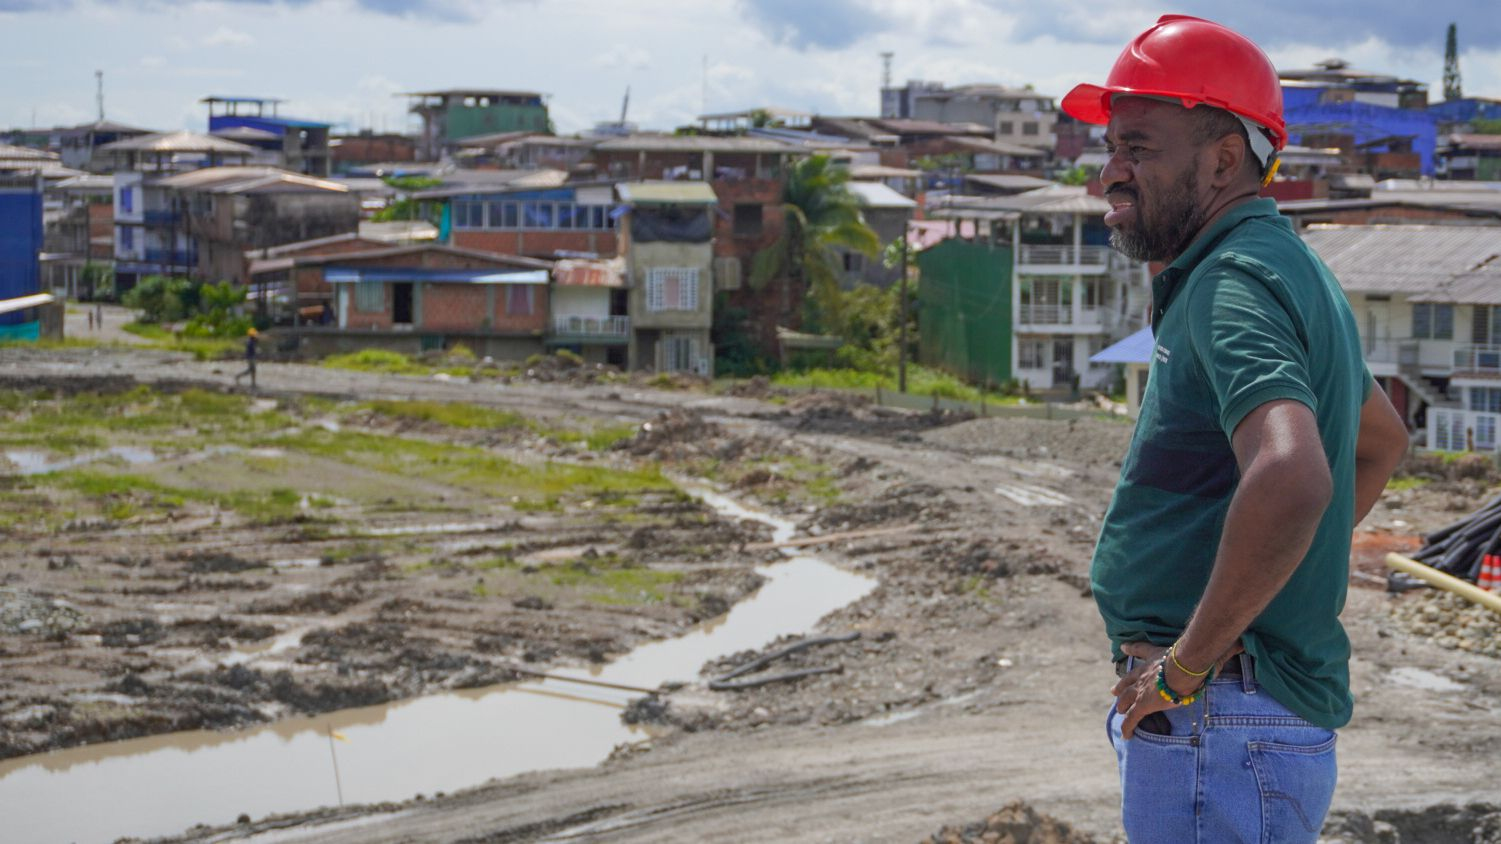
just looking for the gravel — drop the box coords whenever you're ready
[921,416,1134,466]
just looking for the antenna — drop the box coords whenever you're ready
[620,86,630,124]
[96,70,104,121]
[880,52,894,90]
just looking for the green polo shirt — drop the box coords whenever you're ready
[1091,198,1370,729]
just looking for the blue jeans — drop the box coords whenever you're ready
[1106,655,1338,843]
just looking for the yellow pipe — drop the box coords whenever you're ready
[1384,553,1501,616]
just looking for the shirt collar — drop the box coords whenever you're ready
[1151,197,1280,328]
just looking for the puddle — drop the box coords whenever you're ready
[0,490,874,844]
[4,445,158,475]
[357,521,505,538]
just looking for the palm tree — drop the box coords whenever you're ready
[750,154,880,333]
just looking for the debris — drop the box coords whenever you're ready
[920,800,1103,844]
[1407,493,1501,586]
[708,632,859,691]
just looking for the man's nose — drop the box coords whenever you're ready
[1100,150,1132,192]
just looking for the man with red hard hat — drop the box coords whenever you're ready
[1065,15,1408,842]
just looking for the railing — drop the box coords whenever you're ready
[1453,344,1501,373]
[1429,407,1501,453]
[1017,304,1071,325]
[1018,244,1112,268]
[143,248,196,267]
[552,314,629,337]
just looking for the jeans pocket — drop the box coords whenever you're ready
[1248,733,1338,844]
[1121,726,1198,842]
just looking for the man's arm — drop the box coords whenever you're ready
[1114,399,1331,738]
[1353,381,1407,526]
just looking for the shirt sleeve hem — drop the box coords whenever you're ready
[1220,382,1317,436]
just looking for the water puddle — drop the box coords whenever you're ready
[3,445,158,475]
[0,490,874,844]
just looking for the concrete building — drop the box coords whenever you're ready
[617,181,717,375]
[0,172,44,338]
[282,244,552,359]
[41,174,114,300]
[840,182,915,289]
[892,83,1059,151]
[203,97,333,177]
[405,90,550,161]
[437,180,619,260]
[547,257,629,367]
[925,185,1152,393]
[56,120,154,172]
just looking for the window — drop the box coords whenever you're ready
[662,333,701,373]
[452,200,484,229]
[119,186,133,213]
[842,252,864,273]
[354,281,384,312]
[1018,339,1046,369]
[119,226,133,251]
[1412,302,1453,340]
[998,121,1014,134]
[733,204,763,237]
[505,284,535,316]
[1470,387,1501,414]
[522,201,554,228]
[1022,122,1040,136]
[1473,305,1501,345]
[645,267,700,312]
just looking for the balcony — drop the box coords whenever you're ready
[1453,344,1501,374]
[142,248,196,268]
[551,314,629,339]
[142,209,179,226]
[1016,305,1107,329]
[1017,244,1112,274]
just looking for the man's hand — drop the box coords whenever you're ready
[1111,642,1172,740]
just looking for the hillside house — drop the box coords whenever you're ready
[617,181,717,375]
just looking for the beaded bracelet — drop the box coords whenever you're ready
[1169,641,1211,678]
[1155,660,1212,706]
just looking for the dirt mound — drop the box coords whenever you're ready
[722,376,788,400]
[806,482,954,532]
[920,800,1104,844]
[1389,590,1501,658]
[1323,802,1501,844]
[613,409,729,461]
[0,373,138,396]
[923,416,1133,467]
[783,390,873,415]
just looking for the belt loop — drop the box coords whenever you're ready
[1240,652,1255,694]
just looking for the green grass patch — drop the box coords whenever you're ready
[271,428,673,505]
[322,349,432,376]
[543,562,682,606]
[361,399,530,431]
[1386,476,1431,491]
[122,321,171,340]
[770,365,1021,404]
[44,471,319,526]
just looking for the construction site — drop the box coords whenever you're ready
[0,344,1498,844]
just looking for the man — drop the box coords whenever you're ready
[234,327,259,391]
[1062,15,1409,843]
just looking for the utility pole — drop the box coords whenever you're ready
[96,70,105,121]
[1443,23,1463,101]
[898,230,909,393]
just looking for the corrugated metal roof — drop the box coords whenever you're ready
[1423,259,1501,304]
[554,257,626,288]
[930,185,1109,216]
[326,267,548,285]
[595,134,796,154]
[0,144,58,161]
[845,181,916,209]
[616,181,718,205]
[97,131,257,155]
[943,136,1049,157]
[849,164,922,179]
[965,173,1055,191]
[1302,225,1501,297]
[154,166,347,194]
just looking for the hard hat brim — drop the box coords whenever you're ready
[1061,84,1114,126]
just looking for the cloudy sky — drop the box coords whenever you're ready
[2,0,1498,136]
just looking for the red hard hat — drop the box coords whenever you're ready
[1061,15,1286,150]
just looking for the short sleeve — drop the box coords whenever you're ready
[1184,262,1316,437]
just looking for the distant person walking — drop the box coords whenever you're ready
[1063,15,1408,843]
[234,327,259,390]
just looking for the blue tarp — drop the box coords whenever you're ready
[1090,327,1153,364]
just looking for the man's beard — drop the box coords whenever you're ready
[1108,167,1207,263]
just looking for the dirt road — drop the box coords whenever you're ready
[0,346,1497,844]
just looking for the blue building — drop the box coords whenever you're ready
[202,96,332,177]
[1429,97,1501,131]
[1283,93,1438,177]
[0,172,44,337]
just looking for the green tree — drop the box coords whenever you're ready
[749,154,880,334]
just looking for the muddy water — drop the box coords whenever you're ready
[0,492,874,844]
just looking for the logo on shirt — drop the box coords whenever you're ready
[1155,343,1172,364]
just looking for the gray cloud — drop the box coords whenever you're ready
[1005,2,1501,51]
[736,0,890,49]
[0,0,497,22]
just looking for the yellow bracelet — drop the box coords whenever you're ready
[1169,642,1211,678]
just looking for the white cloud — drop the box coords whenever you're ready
[594,46,651,71]
[139,55,167,68]
[203,25,255,47]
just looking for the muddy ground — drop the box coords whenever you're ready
[0,345,1498,844]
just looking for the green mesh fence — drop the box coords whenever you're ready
[915,239,1013,384]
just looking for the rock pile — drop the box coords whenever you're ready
[1389,590,1501,658]
[0,587,84,637]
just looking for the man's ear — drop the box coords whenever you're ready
[1210,133,1248,187]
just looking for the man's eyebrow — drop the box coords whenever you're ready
[1108,129,1152,143]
